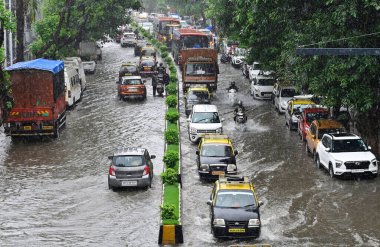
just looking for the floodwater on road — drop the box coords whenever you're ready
[0,43,165,247]
[180,62,380,246]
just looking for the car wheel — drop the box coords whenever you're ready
[315,155,321,169]
[329,165,335,178]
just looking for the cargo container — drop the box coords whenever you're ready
[4,58,66,138]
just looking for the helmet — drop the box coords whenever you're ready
[231,81,235,86]
[159,63,163,66]
[238,100,243,107]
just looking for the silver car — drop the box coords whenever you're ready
[108,147,155,190]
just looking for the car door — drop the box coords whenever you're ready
[307,123,317,152]
[209,184,217,222]
[319,136,331,169]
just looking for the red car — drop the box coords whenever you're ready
[298,108,329,141]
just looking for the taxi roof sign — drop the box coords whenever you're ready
[218,175,250,184]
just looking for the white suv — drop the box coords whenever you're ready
[121,32,136,47]
[251,73,277,99]
[187,104,223,143]
[315,133,378,178]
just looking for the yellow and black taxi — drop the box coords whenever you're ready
[140,46,157,62]
[207,175,263,239]
[184,87,211,116]
[139,56,157,77]
[196,134,238,180]
[118,62,140,81]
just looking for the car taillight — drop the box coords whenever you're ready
[109,166,115,176]
[143,166,150,176]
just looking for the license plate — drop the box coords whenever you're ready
[144,67,150,71]
[351,169,364,173]
[212,171,225,175]
[42,126,54,130]
[228,228,245,233]
[23,126,32,131]
[121,180,137,186]
[128,88,138,92]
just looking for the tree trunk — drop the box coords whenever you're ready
[16,0,25,62]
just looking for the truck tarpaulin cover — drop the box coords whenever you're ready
[5,58,64,74]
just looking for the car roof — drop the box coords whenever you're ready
[328,133,360,140]
[202,134,231,145]
[192,104,218,112]
[255,74,275,80]
[113,147,146,156]
[303,107,328,113]
[141,56,155,61]
[121,75,142,80]
[291,99,315,105]
[217,176,253,191]
[313,119,344,129]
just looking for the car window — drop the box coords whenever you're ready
[321,136,329,147]
[257,78,276,86]
[121,79,142,85]
[201,144,233,157]
[192,112,220,123]
[141,60,155,66]
[112,155,143,167]
[281,88,296,97]
[306,112,329,125]
[332,139,368,152]
[215,190,255,208]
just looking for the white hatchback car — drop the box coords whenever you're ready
[315,133,378,178]
[187,104,223,143]
[274,86,297,113]
[121,32,136,47]
[251,73,277,100]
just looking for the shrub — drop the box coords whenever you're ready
[169,64,176,73]
[164,56,172,65]
[170,75,177,83]
[160,168,178,184]
[159,45,168,53]
[165,128,179,144]
[161,203,177,220]
[166,108,179,123]
[161,51,168,58]
[166,95,177,108]
[163,149,179,167]
[166,83,177,95]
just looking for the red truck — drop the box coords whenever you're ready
[4,58,66,138]
[181,48,219,92]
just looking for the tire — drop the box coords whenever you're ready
[315,154,321,169]
[329,165,335,178]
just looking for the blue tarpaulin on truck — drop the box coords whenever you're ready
[5,58,64,74]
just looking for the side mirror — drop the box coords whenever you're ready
[258,201,264,207]
[325,147,331,152]
[108,156,113,160]
[207,200,212,206]
[150,155,156,159]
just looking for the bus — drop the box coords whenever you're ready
[172,28,211,65]
[153,17,180,48]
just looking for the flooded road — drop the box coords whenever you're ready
[180,62,380,246]
[0,43,165,246]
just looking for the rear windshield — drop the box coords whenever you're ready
[257,78,276,86]
[141,60,155,66]
[112,155,143,167]
[124,34,135,39]
[120,66,137,73]
[201,144,233,157]
[306,112,329,124]
[281,88,296,97]
[188,91,209,100]
[121,79,142,85]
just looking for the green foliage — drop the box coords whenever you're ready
[164,128,179,145]
[161,202,177,220]
[169,65,176,73]
[166,95,177,108]
[160,168,178,184]
[170,74,177,83]
[166,83,177,95]
[161,51,169,58]
[159,45,168,53]
[163,149,179,167]
[164,56,172,65]
[166,108,179,123]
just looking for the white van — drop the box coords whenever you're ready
[64,57,86,92]
[187,104,224,143]
[64,65,82,107]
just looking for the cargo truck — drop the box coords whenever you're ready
[182,48,219,92]
[4,59,67,138]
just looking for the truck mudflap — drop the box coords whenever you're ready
[4,110,66,138]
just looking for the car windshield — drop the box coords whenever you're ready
[318,128,345,139]
[186,63,215,76]
[112,155,143,167]
[332,139,368,152]
[215,190,256,208]
[188,91,209,101]
[201,144,233,157]
[306,112,329,124]
[281,88,296,97]
[182,36,210,48]
[192,112,220,123]
[141,60,155,66]
[121,79,142,85]
[257,78,276,86]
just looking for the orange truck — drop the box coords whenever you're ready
[181,48,219,92]
[4,59,67,138]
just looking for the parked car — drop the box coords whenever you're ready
[82,61,96,74]
[121,32,137,47]
[139,57,157,77]
[140,46,157,62]
[119,62,140,81]
[196,134,238,180]
[315,133,378,178]
[64,65,82,108]
[207,176,263,239]
[285,98,315,130]
[298,108,330,141]
[141,22,153,34]
[184,87,211,116]
[248,62,261,81]
[187,104,223,143]
[116,75,146,100]
[306,119,345,159]
[250,72,276,100]
[273,85,297,113]
[231,48,247,68]
[108,147,156,190]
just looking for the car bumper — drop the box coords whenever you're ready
[189,131,220,143]
[212,226,260,239]
[199,170,237,180]
[108,175,150,188]
[334,168,378,176]
[254,92,272,99]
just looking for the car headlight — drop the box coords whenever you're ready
[227,164,236,172]
[213,219,225,226]
[200,164,210,171]
[216,127,223,133]
[371,159,378,167]
[335,160,343,168]
[248,219,261,226]
[190,127,197,134]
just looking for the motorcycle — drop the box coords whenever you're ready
[235,108,247,124]
[228,88,237,106]
[220,53,231,63]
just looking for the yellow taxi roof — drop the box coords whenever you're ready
[203,138,230,145]
[219,183,252,190]
[292,99,315,105]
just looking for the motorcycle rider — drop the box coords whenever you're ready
[157,63,166,75]
[226,81,239,92]
[234,100,247,122]
[152,75,157,97]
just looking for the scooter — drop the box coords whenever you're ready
[156,81,164,96]
[228,88,237,106]
[235,109,247,124]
